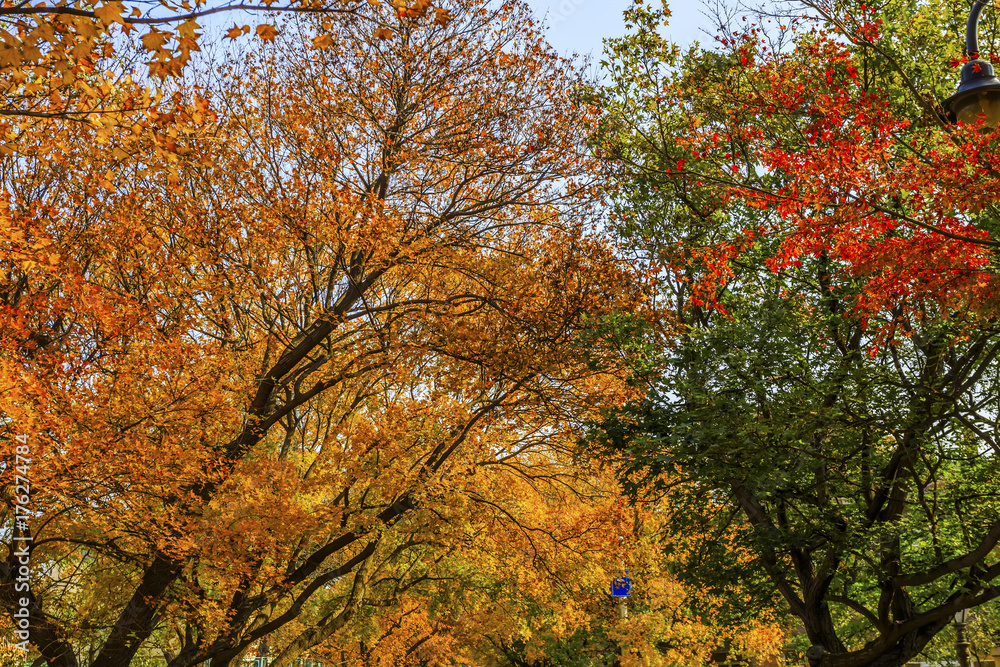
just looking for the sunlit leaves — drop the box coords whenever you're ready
[255,24,279,41]
[0,1,646,664]
[595,2,1000,665]
[0,0,446,127]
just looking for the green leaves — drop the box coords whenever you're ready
[591,2,1000,664]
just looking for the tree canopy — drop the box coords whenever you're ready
[12,0,996,664]
[0,0,451,120]
[0,1,672,665]
[590,1,1000,666]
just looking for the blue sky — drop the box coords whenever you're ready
[522,0,717,61]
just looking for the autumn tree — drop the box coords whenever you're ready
[590,1,1000,667]
[302,464,781,667]
[0,1,648,666]
[0,0,450,124]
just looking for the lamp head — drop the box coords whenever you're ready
[945,59,1000,127]
[955,608,971,625]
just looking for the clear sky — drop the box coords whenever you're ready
[521,0,717,61]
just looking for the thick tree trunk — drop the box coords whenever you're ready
[91,552,186,667]
[255,547,372,667]
[1,543,79,667]
[812,618,953,667]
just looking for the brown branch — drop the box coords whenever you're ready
[0,1,362,23]
[827,595,879,629]
[727,477,807,618]
[892,522,1000,588]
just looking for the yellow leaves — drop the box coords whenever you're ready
[21,44,42,64]
[176,36,198,58]
[71,16,101,39]
[0,44,19,69]
[225,24,250,39]
[94,1,126,26]
[28,23,57,46]
[77,81,99,100]
[433,7,452,25]
[141,29,170,52]
[0,1,657,660]
[311,33,333,50]
[187,95,214,125]
[0,28,46,67]
[255,24,279,41]
[373,27,394,40]
[177,19,200,40]
[387,0,449,23]
[169,535,200,555]
[139,25,196,77]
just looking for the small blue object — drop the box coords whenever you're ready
[611,571,632,598]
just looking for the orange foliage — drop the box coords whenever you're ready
[301,466,783,667]
[0,1,446,121]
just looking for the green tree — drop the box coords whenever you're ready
[590,2,1000,666]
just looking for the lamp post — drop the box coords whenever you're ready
[711,639,731,667]
[610,571,631,619]
[945,0,1000,126]
[954,609,971,667]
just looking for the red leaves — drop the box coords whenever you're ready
[664,18,1000,323]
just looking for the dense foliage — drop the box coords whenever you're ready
[0,1,788,666]
[591,1,1000,666]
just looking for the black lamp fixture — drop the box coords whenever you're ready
[954,609,972,667]
[945,0,1000,126]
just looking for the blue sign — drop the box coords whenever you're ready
[611,571,632,598]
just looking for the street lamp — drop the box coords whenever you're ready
[954,609,971,667]
[945,0,1000,127]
